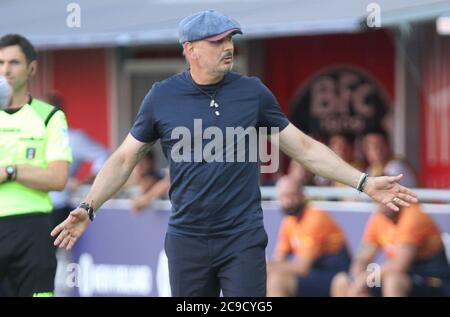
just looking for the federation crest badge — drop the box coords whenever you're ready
[26,147,36,160]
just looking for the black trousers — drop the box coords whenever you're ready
[165,226,268,297]
[51,205,72,229]
[0,213,57,297]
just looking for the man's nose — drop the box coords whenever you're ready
[223,39,234,51]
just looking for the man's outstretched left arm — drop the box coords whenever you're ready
[271,123,418,211]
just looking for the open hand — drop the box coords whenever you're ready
[364,174,418,211]
[51,208,91,250]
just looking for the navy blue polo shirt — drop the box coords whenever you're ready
[131,70,289,237]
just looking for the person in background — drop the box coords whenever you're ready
[331,202,450,297]
[363,128,418,188]
[123,150,170,213]
[313,133,364,187]
[130,175,170,213]
[287,159,314,186]
[267,176,351,297]
[329,133,365,185]
[46,91,109,228]
[0,34,72,297]
[43,91,108,296]
[123,151,164,195]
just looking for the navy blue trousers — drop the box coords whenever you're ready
[165,226,268,297]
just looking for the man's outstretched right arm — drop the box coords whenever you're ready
[82,133,153,211]
[51,133,153,250]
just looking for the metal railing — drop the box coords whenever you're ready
[73,185,450,214]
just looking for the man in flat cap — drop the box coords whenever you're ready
[52,10,417,297]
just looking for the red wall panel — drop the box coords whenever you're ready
[52,49,110,147]
[264,30,395,114]
[263,30,395,175]
[421,31,450,188]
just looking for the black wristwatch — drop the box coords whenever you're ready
[78,202,96,221]
[5,165,17,182]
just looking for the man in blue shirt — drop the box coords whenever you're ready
[52,10,418,297]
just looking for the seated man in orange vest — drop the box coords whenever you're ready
[267,176,351,297]
[331,203,450,297]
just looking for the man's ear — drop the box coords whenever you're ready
[184,42,198,60]
[28,60,37,76]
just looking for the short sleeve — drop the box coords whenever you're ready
[362,214,381,246]
[256,79,289,133]
[396,209,429,246]
[275,219,292,256]
[70,130,109,174]
[130,84,161,143]
[384,159,417,187]
[297,214,326,260]
[297,236,322,260]
[45,110,72,163]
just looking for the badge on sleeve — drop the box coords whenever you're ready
[26,147,36,160]
[60,127,69,147]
